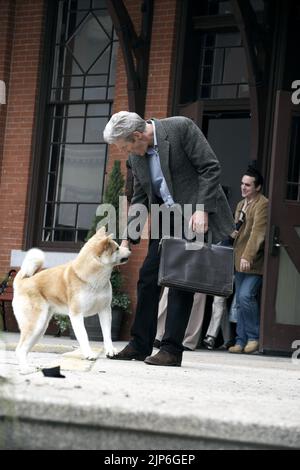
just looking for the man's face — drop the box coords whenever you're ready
[241,175,260,200]
[115,132,148,157]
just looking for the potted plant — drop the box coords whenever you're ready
[53,314,71,337]
[71,160,131,341]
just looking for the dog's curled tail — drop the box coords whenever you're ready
[17,248,45,280]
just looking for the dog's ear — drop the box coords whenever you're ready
[96,226,106,237]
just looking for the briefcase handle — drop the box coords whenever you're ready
[159,230,213,252]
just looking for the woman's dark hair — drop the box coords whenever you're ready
[245,165,264,188]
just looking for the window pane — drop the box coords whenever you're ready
[93,0,107,9]
[197,31,249,100]
[77,229,89,242]
[223,48,247,84]
[76,0,91,10]
[95,10,113,38]
[107,86,115,99]
[198,0,232,16]
[212,48,224,84]
[89,48,111,75]
[109,41,118,85]
[84,86,106,100]
[49,144,60,171]
[62,48,81,77]
[87,103,110,116]
[205,34,215,48]
[199,85,210,99]
[77,203,99,229]
[86,75,107,86]
[238,84,249,98]
[65,118,84,142]
[250,0,264,12]
[57,144,106,202]
[204,48,214,67]
[74,11,88,28]
[69,88,83,101]
[56,203,77,228]
[68,14,110,73]
[51,115,65,143]
[67,104,85,116]
[202,67,212,84]
[218,1,232,15]
[276,246,300,325]
[53,230,76,242]
[205,115,251,210]
[216,32,241,47]
[85,117,107,142]
[44,203,55,227]
[43,229,53,242]
[63,75,84,87]
[211,84,237,99]
[46,173,56,202]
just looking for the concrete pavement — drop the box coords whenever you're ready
[0,332,300,450]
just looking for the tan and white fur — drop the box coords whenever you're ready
[12,227,131,374]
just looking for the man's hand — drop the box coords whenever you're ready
[240,258,250,272]
[189,210,208,234]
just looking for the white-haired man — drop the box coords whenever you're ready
[103,111,234,366]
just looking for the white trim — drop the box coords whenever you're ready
[10,250,78,268]
[0,80,6,104]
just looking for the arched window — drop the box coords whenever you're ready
[34,0,118,246]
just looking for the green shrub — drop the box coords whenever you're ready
[87,160,131,313]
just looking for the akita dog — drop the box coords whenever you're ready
[12,227,130,373]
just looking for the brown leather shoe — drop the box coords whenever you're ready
[144,349,182,367]
[110,343,147,361]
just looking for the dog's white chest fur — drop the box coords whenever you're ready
[79,281,112,317]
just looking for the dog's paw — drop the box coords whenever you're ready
[85,352,98,361]
[105,347,118,358]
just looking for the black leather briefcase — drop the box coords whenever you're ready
[158,234,234,297]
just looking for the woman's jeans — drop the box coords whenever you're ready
[235,272,262,346]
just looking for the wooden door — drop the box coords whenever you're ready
[260,91,300,353]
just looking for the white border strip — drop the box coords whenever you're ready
[10,250,78,268]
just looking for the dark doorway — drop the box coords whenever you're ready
[202,112,251,211]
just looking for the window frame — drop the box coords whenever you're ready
[173,1,251,117]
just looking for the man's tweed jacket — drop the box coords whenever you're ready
[127,116,234,243]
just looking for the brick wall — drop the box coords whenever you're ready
[0,0,15,188]
[0,0,45,274]
[145,0,179,118]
